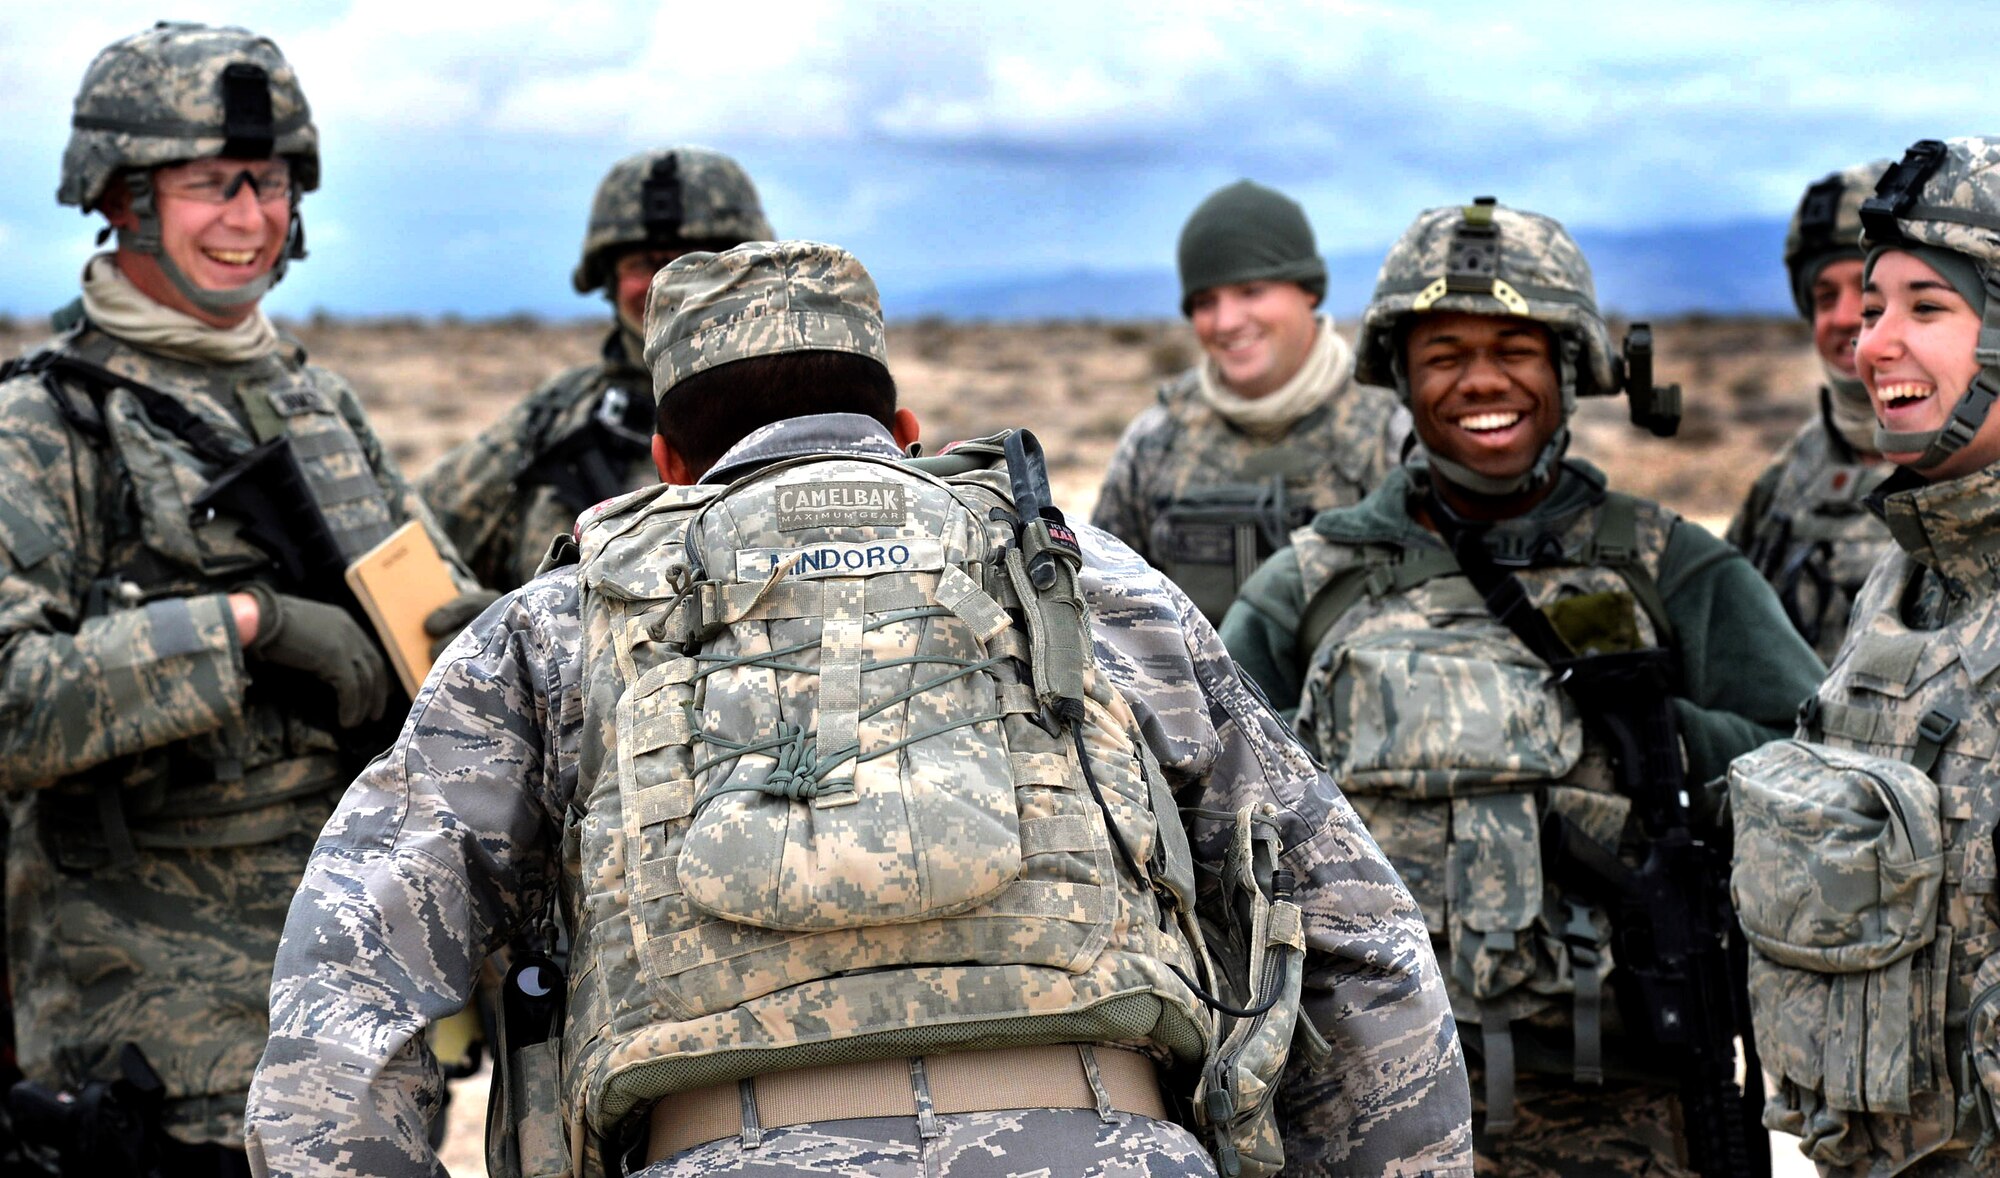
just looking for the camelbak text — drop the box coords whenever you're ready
[774,481,908,531]
[736,538,946,581]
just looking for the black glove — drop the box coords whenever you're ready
[423,589,503,660]
[242,585,389,729]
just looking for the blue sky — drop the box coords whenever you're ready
[0,1,1986,321]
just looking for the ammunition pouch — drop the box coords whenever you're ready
[1193,808,1318,1178]
[1729,737,1955,1170]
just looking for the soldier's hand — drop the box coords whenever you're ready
[423,589,503,660]
[241,585,390,729]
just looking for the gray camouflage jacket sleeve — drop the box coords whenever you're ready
[0,376,248,789]
[1079,526,1473,1177]
[245,574,571,1176]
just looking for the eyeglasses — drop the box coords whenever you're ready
[613,248,690,279]
[153,163,293,205]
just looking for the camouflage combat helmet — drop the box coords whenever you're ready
[1357,198,1617,495]
[60,21,318,314]
[572,147,774,294]
[1783,160,1892,320]
[1859,136,2000,470]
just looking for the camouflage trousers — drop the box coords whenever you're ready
[1470,1063,1693,1177]
[633,1108,1217,1177]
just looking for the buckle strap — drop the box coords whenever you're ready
[1913,705,1961,777]
[1563,900,1605,1086]
[647,1045,1165,1163]
[1479,1006,1518,1136]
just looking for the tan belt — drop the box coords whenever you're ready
[646,1044,1167,1162]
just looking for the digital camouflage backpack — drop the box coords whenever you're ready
[491,432,1309,1178]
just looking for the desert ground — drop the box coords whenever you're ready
[0,310,1820,532]
[0,311,1827,1174]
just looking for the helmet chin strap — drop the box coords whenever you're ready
[1872,273,2000,469]
[1422,426,1571,496]
[116,169,299,316]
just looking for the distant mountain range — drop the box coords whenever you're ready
[893,217,1796,322]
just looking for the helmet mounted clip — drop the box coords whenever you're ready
[642,153,684,245]
[1411,197,1529,315]
[1861,139,1949,246]
[1795,174,1846,256]
[219,63,276,160]
[1616,323,1682,437]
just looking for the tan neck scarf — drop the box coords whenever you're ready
[80,253,280,364]
[1195,315,1353,440]
[1822,359,1880,456]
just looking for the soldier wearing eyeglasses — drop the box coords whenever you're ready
[0,23,482,1175]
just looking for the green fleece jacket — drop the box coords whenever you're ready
[1220,461,1827,785]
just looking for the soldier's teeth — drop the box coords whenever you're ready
[204,249,257,265]
[1458,411,1522,432]
[1879,383,1934,403]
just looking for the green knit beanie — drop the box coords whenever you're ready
[1176,179,1328,316]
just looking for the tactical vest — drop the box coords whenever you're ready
[547,444,1308,1177]
[1729,552,2000,1175]
[1743,413,1896,662]
[1144,375,1384,625]
[508,351,656,576]
[7,328,401,860]
[1291,483,1678,1125]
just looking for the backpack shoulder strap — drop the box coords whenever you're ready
[1,348,237,465]
[1292,535,1458,670]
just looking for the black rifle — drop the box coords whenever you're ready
[1433,496,1768,1178]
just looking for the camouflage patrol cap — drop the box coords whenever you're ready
[572,147,774,294]
[643,240,886,402]
[1357,197,1617,400]
[1783,160,1891,320]
[60,21,319,212]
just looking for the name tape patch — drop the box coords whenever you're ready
[737,537,945,582]
[775,481,907,531]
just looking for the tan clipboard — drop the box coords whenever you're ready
[343,520,460,697]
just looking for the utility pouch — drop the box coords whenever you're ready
[1314,627,1583,798]
[485,953,570,1178]
[1195,808,1308,1178]
[1728,737,1951,1167]
[1960,952,2000,1166]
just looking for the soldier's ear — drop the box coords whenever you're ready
[98,176,135,230]
[654,434,697,485]
[892,408,920,453]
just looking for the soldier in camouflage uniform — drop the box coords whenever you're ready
[1091,180,1409,625]
[1222,199,1824,1174]
[0,23,483,1176]
[1726,135,2000,1177]
[1725,160,1897,663]
[246,240,1475,1177]
[420,148,774,592]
